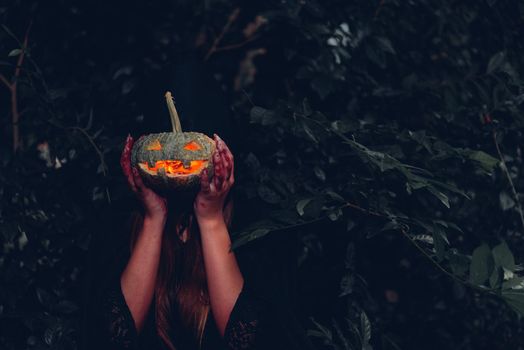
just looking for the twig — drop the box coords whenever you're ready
[213,35,260,54]
[0,73,10,89]
[374,0,385,19]
[342,200,497,293]
[0,22,32,153]
[399,227,495,294]
[204,7,241,61]
[344,201,384,218]
[287,111,501,293]
[493,131,524,229]
[68,126,107,176]
[45,115,111,203]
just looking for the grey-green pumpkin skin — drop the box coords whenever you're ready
[131,132,215,192]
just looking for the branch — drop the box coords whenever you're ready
[204,8,241,61]
[374,0,386,19]
[399,227,495,294]
[0,73,12,90]
[342,201,497,294]
[213,35,260,54]
[68,126,107,176]
[344,201,385,218]
[493,131,524,229]
[1,22,32,153]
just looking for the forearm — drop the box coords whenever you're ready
[198,217,244,337]
[120,216,165,332]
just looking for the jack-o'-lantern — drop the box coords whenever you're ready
[131,92,215,192]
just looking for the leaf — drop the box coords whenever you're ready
[427,186,450,208]
[365,44,386,68]
[469,244,493,285]
[232,228,271,249]
[448,250,470,277]
[54,300,79,314]
[502,290,524,316]
[328,208,342,221]
[112,65,133,80]
[339,272,354,297]
[487,51,505,74]
[314,166,326,181]
[332,319,352,350]
[36,288,53,307]
[489,267,502,289]
[250,106,277,125]
[381,220,400,232]
[297,198,313,216]
[503,277,524,290]
[432,228,448,261]
[376,37,396,54]
[360,311,372,346]
[302,122,318,143]
[17,230,28,250]
[309,318,333,341]
[467,150,498,173]
[325,190,345,202]
[344,243,355,268]
[257,185,282,204]
[492,241,516,271]
[412,234,434,244]
[44,327,55,346]
[121,79,136,95]
[8,48,21,57]
[499,192,516,211]
[311,75,334,99]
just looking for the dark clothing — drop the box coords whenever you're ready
[81,204,313,350]
[95,272,269,349]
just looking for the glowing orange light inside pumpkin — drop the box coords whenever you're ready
[140,160,207,175]
[146,139,163,151]
[183,141,202,151]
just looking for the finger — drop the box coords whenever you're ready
[215,134,235,184]
[221,147,232,181]
[215,137,231,177]
[213,150,224,191]
[219,148,233,187]
[120,134,133,174]
[214,134,231,184]
[216,134,233,162]
[121,135,138,192]
[200,168,211,193]
[132,167,145,192]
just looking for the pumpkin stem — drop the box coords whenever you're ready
[165,91,183,133]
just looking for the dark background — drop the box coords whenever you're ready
[1,0,524,349]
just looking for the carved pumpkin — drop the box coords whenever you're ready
[131,92,215,191]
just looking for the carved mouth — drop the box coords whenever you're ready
[139,160,208,177]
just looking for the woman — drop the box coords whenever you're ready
[84,133,272,350]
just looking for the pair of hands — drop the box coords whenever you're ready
[120,133,235,226]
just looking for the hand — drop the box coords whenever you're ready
[194,134,235,225]
[121,135,168,222]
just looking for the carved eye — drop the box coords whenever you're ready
[147,139,162,151]
[183,141,201,151]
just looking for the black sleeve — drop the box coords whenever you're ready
[223,282,271,350]
[98,276,139,349]
[223,232,317,350]
[81,207,141,350]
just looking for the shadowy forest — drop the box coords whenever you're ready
[1,0,524,349]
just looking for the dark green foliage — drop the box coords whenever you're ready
[1,0,524,349]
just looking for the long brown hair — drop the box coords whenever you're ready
[129,208,210,350]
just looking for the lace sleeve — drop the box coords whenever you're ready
[223,283,271,350]
[99,281,139,349]
[85,232,140,350]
